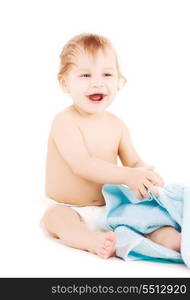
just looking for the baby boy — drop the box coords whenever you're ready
[42,33,181,258]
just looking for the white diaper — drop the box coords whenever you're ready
[39,196,109,233]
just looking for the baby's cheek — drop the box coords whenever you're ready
[110,80,119,91]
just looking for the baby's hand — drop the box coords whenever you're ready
[125,166,164,200]
[137,166,165,200]
[145,166,165,188]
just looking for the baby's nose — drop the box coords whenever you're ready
[90,77,104,88]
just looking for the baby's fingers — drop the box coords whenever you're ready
[152,173,164,187]
[147,171,164,187]
[139,185,150,200]
[154,172,165,187]
[135,190,143,201]
[143,179,159,197]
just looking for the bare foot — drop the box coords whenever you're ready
[89,231,116,259]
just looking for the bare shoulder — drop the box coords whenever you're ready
[53,106,76,123]
[50,106,78,135]
[106,111,125,130]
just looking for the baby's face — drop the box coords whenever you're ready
[64,47,119,116]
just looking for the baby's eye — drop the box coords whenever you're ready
[104,73,112,77]
[81,74,91,77]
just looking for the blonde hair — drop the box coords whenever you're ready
[57,33,127,89]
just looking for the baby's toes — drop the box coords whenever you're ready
[99,249,108,258]
[104,240,112,248]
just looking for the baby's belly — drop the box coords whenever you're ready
[45,158,114,207]
[47,180,105,206]
[46,172,106,206]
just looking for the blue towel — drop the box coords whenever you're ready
[101,183,190,267]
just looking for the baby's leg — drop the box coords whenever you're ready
[145,226,181,252]
[42,204,116,259]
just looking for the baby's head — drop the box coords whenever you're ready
[57,33,126,116]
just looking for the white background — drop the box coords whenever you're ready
[0,0,190,277]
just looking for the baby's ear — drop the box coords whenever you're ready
[60,78,70,93]
[117,76,127,91]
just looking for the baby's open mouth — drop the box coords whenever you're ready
[87,93,106,101]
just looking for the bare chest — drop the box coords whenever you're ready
[78,119,120,160]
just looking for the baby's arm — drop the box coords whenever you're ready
[118,120,164,187]
[51,114,129,185]
[118,120,148,167]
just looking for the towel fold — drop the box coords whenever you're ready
[101,183,190,267]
